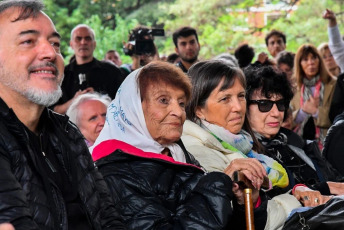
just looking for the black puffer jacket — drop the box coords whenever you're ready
[259,127,343,198]
[0,99,125,230]
[93,139,268,230]
[323,112,344,176]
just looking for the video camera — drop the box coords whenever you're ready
[123,28,165,56]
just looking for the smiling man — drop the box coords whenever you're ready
[53,24,124,114]
[0,0,125,229]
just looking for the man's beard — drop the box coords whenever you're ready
[182,56,198,64]
[23,86,62,107]
[0,62,63,107]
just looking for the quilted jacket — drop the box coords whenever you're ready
[0,98,125,230]
[93,139,268,230]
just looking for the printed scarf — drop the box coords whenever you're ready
[201,120,289,189]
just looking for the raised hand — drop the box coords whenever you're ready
[323,9,337,27]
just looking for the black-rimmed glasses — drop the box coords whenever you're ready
[248,99,287,112]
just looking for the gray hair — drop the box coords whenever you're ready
[213,53,239,68]
[0,0,44,22]
[66,92,111,126]
[70,24,96,40]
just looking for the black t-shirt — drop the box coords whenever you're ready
[56,58,124,106]
[72,62,95,91]
[176,61,188,73]
[25,120,92,230]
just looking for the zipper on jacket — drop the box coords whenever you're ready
[40,133,57,173]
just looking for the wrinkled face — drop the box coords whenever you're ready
[267,35,286,57]
[247,91,284,139]
[142,82,187,145]
[175,35,200,64]
[70,27,96,61]
[322,48,338,71]
[300,53,319,79]
[0,9,64,106]
[105,51,122,66]
[278,63,293,80]
[78,100,107,145]
[196,77,246,134]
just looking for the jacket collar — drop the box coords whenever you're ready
[0,96,69,134]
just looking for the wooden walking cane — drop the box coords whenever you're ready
[234,171,269,230]
[244,188,255,230]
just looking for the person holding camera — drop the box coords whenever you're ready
[122,26,162,73]
[53,24,124,114]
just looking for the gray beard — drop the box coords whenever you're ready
[0,61,63,107]
[0,75,63,107]
[23,86,62,107]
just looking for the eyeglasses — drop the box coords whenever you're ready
[248,99,287,112]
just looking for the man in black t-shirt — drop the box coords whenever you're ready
[54,24,124,114]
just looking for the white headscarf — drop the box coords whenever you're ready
[90,68,186,163]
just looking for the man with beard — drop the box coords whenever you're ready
[0,0,125,229]
[173,26,201,73]
[53,24,124,114]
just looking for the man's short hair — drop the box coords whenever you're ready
[0,0,43,22]
[106,50,117,54]
[104,49,117,57]
[172,26,199,48]
[166,53,179,63]
[265,29,286,46]
[234,44,255,68]
[70,24,96,40]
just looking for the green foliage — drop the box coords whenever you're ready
[42,0,344,63]
[62,14,138,65]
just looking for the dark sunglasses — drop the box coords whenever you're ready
[248,99,287,112]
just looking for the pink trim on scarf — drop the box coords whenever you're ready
[92,139,202,170]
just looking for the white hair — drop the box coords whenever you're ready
[66,92,111,126]
[70,24,96,40]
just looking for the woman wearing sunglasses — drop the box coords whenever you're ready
[245,65,343,207]
[291,44,336,150]
[182,60,300,229]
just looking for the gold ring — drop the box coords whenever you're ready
[314,198,319,203]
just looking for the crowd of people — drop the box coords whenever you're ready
[0,0,344,229]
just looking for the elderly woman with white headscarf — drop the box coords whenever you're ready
[90,61,269,230]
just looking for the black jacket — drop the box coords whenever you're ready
[323,111,344,176]
[93,139,267,230]
[329,73,344,123]
[259,127,343,197]
[0,99,125,230]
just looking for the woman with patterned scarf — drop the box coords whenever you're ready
[182,60,301,230]
[245,64,344,212]
[290,44,336,150]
